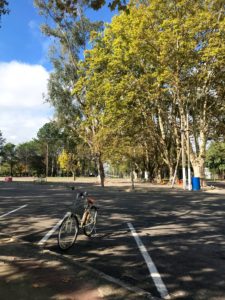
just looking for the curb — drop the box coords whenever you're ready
[0,233,160,300]
[42,248,159,300]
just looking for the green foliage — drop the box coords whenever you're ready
[1,143,17,176]
[16,140,46,176]
[34,0,224,180]
[37,121,65,176]
[74,0,225,178]
[35,0,102,156]
[206,142,225,172]
[35,0,128,19]
[1,141,45,176]
[37,121,62,142]
[57,149,78,175]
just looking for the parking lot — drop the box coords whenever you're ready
[0,180,225,299]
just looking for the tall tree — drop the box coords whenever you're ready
[35,0,104,182]
[75,0,225,181]
[37,0,225,183]
[35,0,127,16]
[74,6,176,181]
[2,143,17,176]
[16,141,46,176]
[16,142,30,175]
[37,121,63,176]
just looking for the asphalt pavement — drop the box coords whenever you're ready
[0,232,155,300]
[0,180,225,299]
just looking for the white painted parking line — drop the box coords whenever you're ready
[0,204,28,219]
[38,212,70,246]
[127,222,170,300]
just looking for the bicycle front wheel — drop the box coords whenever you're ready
[83,206,97,237]
[58,214,78,250]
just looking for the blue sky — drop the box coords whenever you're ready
[0,0,116,144]
[0,0,49,68]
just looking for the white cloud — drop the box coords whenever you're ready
[0,61,54,144]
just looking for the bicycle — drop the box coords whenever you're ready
[58,189,98,250]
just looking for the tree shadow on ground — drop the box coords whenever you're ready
[0,181,225,299]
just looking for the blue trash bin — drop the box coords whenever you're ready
[192,177,201,191]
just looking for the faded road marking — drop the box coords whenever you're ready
[0,204,28,219]
[127,222,170,299]
[38,212,70,246]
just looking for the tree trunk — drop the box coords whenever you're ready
[131,170,135,190]
[10,163,13,176]
[168,165,174,182]
[97,153,105,187]
[157,108,175,182]
[189,123,207,187]
[156,168,162,183]
[192,157,206,187]
[51,157,54,176]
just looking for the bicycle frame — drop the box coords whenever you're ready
[72,191,96,229]
[58,189,98,250]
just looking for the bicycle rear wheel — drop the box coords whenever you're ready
[83,206,97,237]
[58,214,78,250]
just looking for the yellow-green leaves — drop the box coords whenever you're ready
[74,0,224,175]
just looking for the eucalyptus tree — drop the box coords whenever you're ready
[35,0,102,114]
[35,0,103,177]
[34,0,127,15]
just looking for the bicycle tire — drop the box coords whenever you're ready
[83,206,97,237]
[58,214,79,250]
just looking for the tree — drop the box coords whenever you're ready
[23,140,46,176]
[2,143,17,176]
[37,121,64,176]
[35,0,127,18]
[58,149,79,179]
[35,0,102,128]
[37,0,225,184]
[206,142,225,179]
[75,0,225,182]
[74,5,177,182]
[15,141,46,176]
[35,0,104,182]
[15,142,30,176]
[138,0,225,180]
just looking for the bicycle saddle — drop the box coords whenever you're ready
[77,191,88,197]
